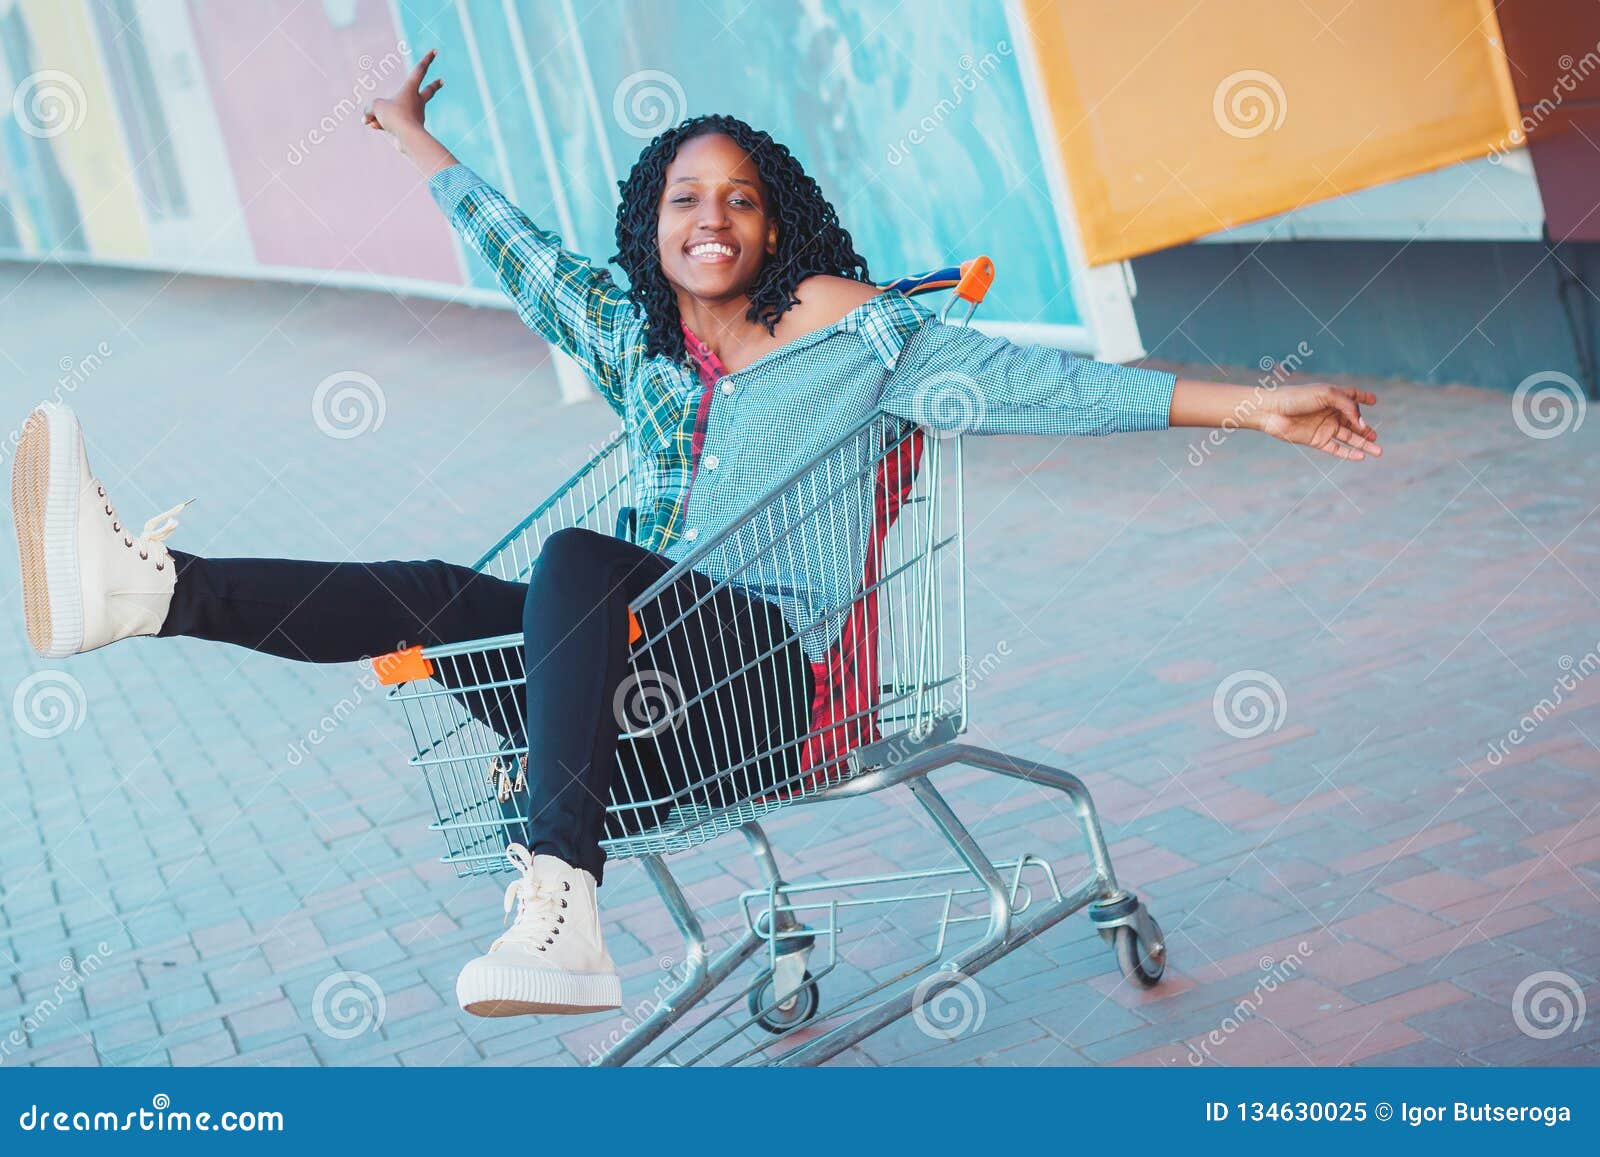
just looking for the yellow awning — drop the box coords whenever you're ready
[1020,0,1521,264]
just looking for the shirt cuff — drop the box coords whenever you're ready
[427,163,490,220]
[1115,364,1178,432]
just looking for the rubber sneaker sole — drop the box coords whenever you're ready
[11,403,84,658]
[456,960,622,1018]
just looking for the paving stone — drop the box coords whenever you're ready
[169,1029,238,1066]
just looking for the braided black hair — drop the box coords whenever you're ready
[611,113,872,365]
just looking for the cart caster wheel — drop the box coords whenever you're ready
[1113,918,1165,988]
[748,969,820,1034]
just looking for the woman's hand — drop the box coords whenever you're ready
[1255,383,1381,461]
[362,49,457,176]
[364,48,443,141]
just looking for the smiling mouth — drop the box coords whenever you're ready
[685,240,738,263]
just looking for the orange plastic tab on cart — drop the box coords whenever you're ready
[628,610,643,646]
[955,256,994,304]
[373,645,434,686]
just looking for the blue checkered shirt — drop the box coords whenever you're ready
[431,165,1177,656]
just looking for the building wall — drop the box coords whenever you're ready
[1131,237,1597,394]
[0,0,1089,331]
[1,0,1568,392]
[1496,0,1600,243]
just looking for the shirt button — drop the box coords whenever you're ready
[704,455,719,470]
[685,528,699,541]
[720,380,735,395]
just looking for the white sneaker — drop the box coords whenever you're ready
[10,401,192,658]
[456,844,622,1017]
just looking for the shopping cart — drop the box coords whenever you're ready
[373,258,1166,1066]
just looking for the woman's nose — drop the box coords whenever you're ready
[694,200,730,229]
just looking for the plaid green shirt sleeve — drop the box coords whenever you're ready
[879,315,1176,436]
[429,164,640,416]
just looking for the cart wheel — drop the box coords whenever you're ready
[1113,919,1165,988]
[747,969,820,1034]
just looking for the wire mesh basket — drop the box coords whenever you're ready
[379,413,966,874]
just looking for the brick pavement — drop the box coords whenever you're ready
[0,262,1596,1067]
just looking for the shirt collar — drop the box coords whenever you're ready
[677,289,932,380]
[679,320,726,387]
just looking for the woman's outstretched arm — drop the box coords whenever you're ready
[880,313,1380,462]
[364,50,640,415]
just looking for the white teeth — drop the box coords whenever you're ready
[688,242,735,258]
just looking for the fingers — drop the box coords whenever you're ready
[1336,426,1381,456]
[1322,440,1364,461]
[407,47,437,90]
[1322,416,1381,460]
[1320,387,1378,442]
[422,78,444,102]
[1330,384,1378,406]
[1267,384,1382,462]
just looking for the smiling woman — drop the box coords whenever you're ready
[625,120,879,372]
[10,47,1383,1026]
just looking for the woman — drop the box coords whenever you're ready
[9,50,1380,1020]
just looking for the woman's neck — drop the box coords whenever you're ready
[675,293,764,362]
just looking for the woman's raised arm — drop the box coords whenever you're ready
[365,50,639,415]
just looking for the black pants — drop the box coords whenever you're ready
[159,528,814,883]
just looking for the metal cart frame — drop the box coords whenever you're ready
[373,258,1166,1066]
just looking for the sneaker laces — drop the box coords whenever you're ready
[139,500,193,546]
[101,482,194,563]
[491,843,569,953]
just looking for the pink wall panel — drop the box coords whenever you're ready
[183,0,461,281]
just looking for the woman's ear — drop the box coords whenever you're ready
[766,222,778,255]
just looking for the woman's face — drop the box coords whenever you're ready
[655,132,778,303]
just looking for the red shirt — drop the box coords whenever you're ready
[679,323,721,483]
